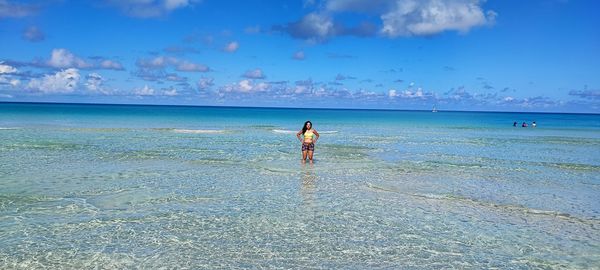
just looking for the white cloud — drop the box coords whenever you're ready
[389,87,435,99]
[223,41,239,53]
[0,76,20,87]
[401,88,425,98]
[134,85,155,96]
[0,62,19,88]
[242,68,266,79]
[99,60,124,70]
[286,12,335,42]
[220,79,270,94]
[197,77,214,90]
[27,68,81,94]
[388,89,397,97]
[294,85,311,94]
[280,0,496,41]
[380,0,496,37]
[47,49,92,69]
[163,87,178,96]
[238,79,253,92]
[0,62,17,74]
[85,73,111,94]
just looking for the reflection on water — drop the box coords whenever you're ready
[300,165,317,206]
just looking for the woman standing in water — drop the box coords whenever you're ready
[297,121,320,164]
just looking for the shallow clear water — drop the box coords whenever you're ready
[1,103,599,269]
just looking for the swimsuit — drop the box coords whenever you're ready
[302,129,315,151]
[304,130,314,140]
[302,142,315,151]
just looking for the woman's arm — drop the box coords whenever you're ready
[313,130,319,142]
[296,130,303,142]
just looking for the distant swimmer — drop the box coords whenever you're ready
[513,121,517,127]
[532,121,537,127]
[296,120,320,164]
[522,122,528,127]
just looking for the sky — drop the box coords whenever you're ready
[0,0,599,112]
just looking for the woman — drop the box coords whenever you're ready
[296,120,320,164]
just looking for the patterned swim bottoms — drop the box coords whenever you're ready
[302,142,315,151]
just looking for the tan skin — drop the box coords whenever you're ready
[296,122,320,164]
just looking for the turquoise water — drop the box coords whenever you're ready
[1,102,599,269]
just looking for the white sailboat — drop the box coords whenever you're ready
[432,106,438,113]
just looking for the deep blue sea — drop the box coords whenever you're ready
[1,102,599,268]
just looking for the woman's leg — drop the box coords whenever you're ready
[308,150,314,164]
[302,150,308,163]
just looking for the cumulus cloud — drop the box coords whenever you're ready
[242,68,266,79]
[0,77,20,87]
[293,50,305,60]
[281,12,336,42]
[197,77,214,90]
[0,0,38,18]
[99,59,124,70]
[275,12,377,43]
[22,26,45,42]
[380,0,496,37]
[163,87,178,96]
[0,62,20,87]
[104,0,200,18]
[134,85,155,96]
[276,0,496,41]
[388,87,434,99]
[85,73,112,94]
[29,49,125,70]
[223,41,239,52]
[47,49,92,69]
[0,62,17,74]
[220,79,270,94]
[27,68,81,94]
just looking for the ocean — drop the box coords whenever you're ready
[1,102,599,269]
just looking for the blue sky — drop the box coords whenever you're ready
[0,0,598,112]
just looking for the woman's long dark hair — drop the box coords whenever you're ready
[302,121,312,135]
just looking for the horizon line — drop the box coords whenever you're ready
[0,101,598,115]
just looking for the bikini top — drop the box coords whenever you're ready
[304,129,314,139]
